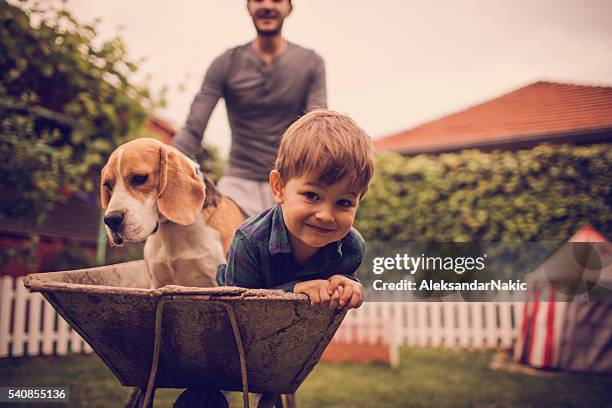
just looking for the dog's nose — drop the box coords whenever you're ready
[104,211,125,231]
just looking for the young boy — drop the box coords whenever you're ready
[218,109,374,310]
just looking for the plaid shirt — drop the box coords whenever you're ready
[217,204,365,292]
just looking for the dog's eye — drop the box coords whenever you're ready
[130,174,149,186]
[103,182,112,192]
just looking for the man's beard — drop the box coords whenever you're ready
[253,18,284,36]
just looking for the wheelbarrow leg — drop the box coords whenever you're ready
[123,388,143,408]
[283,393,297,408]
[124,387,140,408]
[123,388,152,408]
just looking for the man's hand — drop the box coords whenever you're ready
[294,279,340,309]
[327,275,364,310]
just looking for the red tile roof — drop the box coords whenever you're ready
[374,81,612,154]
[146,116,176,144]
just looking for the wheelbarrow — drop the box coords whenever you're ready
[24,260,346,407]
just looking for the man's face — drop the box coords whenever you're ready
[247,0,292,37]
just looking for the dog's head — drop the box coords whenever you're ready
[100,138,205,246]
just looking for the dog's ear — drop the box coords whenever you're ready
[100,166,111,209]
[157,145,205,225]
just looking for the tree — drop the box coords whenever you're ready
[0,0,159,224]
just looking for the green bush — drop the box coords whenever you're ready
[0,1,168,270]
[0,1,159,224]
[356,144,612,242]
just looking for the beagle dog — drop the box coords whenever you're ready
[100,138,244,288]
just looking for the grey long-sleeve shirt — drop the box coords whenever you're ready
[172,42,327,181]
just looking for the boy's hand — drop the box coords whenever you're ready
[328,275,364,310]
[294,279,340,309]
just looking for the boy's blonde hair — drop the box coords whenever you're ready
[275,109,374,196]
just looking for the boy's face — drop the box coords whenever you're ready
[270,171,360,260]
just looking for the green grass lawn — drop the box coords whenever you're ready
[0,348,610,407]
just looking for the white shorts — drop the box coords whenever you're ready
[217,175,276,218]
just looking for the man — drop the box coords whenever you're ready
[172,0,327,217]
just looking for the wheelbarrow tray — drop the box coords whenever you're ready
[24,260,345,394]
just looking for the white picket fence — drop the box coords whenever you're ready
[1,275,523,359]
[0,276,92,358]
[336,300,524,348]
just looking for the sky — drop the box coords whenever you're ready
[67,0,612,158]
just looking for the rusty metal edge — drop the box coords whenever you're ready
[23,263,310,302]
[287,309,347,392]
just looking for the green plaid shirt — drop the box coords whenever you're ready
[217,204,365,292]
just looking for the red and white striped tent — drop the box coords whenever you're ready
[514,225,612,373]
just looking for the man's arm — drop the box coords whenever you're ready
[171,53,228,157]
[304,52,327,111]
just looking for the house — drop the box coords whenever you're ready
[374,81,612,155]
[146,116,177,145]
[0,117,176,277]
